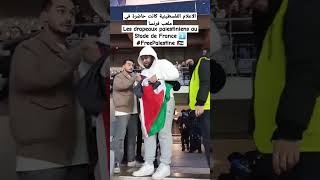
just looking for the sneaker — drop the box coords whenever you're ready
[152,163,170,180]
[114,163,121,174]
[132,163,154,177]
[127,160,136,167]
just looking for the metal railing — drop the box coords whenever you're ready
[213,16,257,77]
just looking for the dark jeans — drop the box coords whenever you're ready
[254,153,320,180]
[199,110,211,167]
[124,116,143,163]
[136,119,143,158]
[17,165,89,180]
[123,114,139,163]
[111,114,138,164]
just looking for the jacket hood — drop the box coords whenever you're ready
[137,46,158,69]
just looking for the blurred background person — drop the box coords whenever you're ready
[9,0,101,179]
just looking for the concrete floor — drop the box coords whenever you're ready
[111,142,211,180]
[111,138,257,180]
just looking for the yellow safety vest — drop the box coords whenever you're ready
[189,57,210,110]
[254,0,320,153]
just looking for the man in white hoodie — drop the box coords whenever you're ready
[132,46,179,179]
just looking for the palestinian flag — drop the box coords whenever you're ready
[139,81,173,137]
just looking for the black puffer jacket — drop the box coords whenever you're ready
[272,0,320,140]
[253,0,320,140]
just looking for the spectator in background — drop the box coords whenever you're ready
[75,3,85,23]
[188,53,211,166]
[229,0,240,16]
[0,26,28,100]
[181,61,187,68]
[246,1,320,180]
[179,110,190,152]
[92,15,101,24]
[241,0,280,55]
[186,59,195,74]
[225,0,253,43]
[180,61,188,85]
[8,26,24,40]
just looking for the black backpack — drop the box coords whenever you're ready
[211,59,226,94]
[76,49,108,116]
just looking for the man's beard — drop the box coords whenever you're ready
[144,59,154,69]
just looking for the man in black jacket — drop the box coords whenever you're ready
[188,50,211,167]
[178,110,189,151]
[243,0,320,179]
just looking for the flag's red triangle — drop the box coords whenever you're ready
[141,85,164,134]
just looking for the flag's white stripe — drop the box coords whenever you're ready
[139,97,148,138]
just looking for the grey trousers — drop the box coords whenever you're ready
[144,98,175,166]
[17,165,89,180]
[111,114,138,164]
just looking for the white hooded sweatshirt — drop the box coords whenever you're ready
[137,46,179,82]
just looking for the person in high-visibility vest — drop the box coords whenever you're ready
[189,53,211,166]
[245,0,320,179]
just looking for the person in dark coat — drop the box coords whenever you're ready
[243,1,320,180]
[9,0,100,179]
[179,110,191,151]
